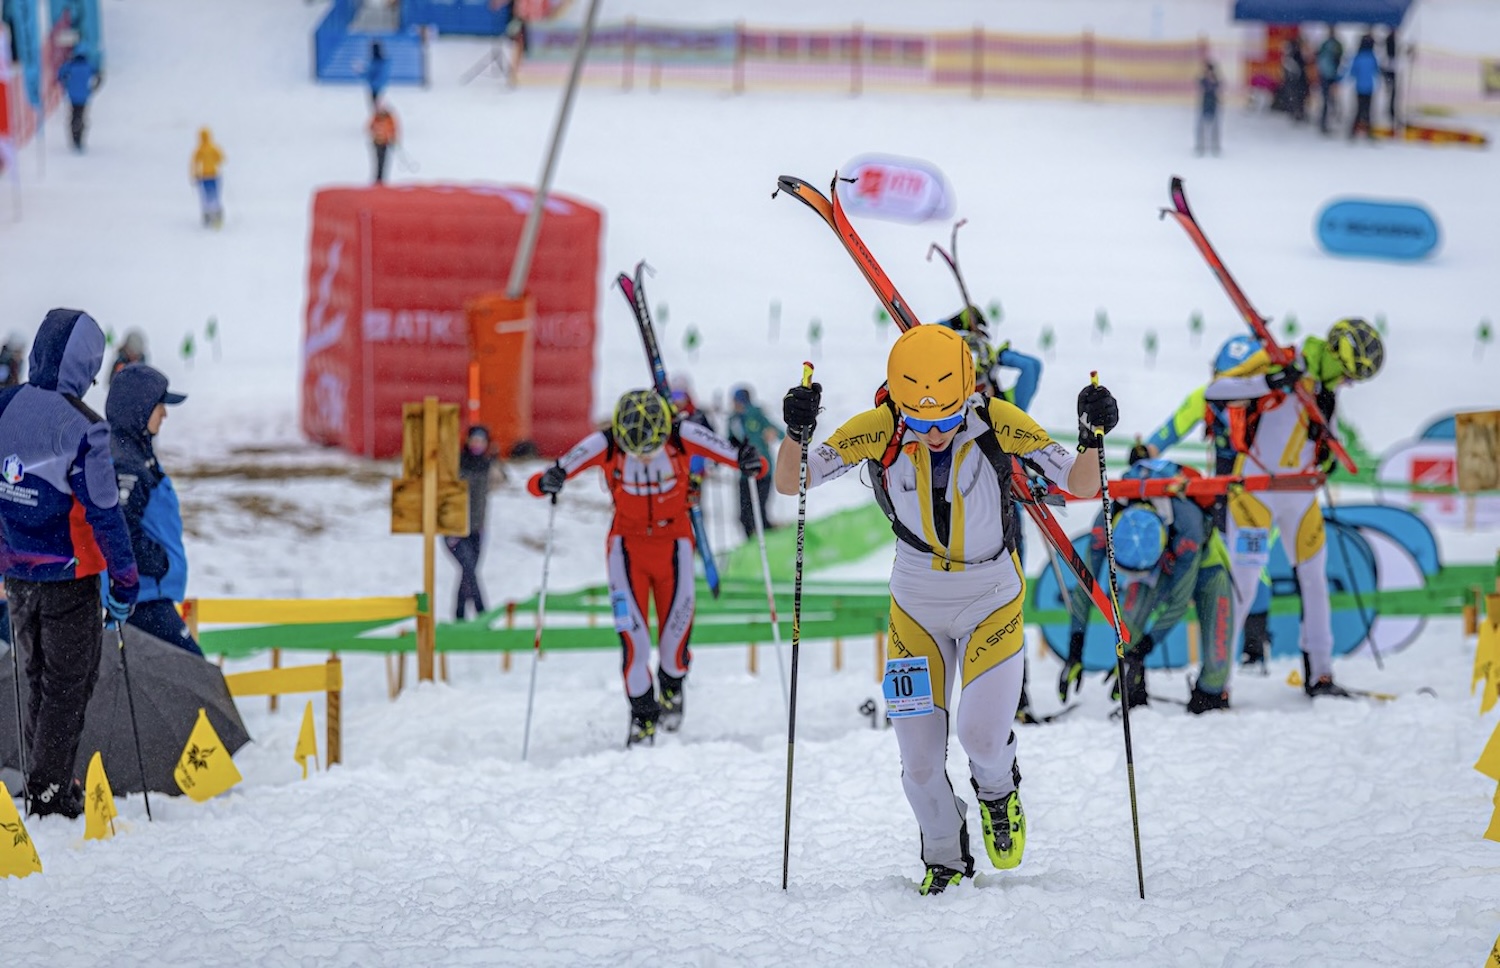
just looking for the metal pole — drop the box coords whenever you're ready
[505,0,604,300]
[115,624,153,821]
[520,495,560,761]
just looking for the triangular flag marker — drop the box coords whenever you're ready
[1477,721,1500,783]
[0,781,43,878]
[294,700,319,780]
[1485,785,1500,844]
[83,752,118,841]
[173,708,242,802]
[1287,668,1303,688]
[1475,622,1497,697]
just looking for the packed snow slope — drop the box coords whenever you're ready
[0,1,1497,966]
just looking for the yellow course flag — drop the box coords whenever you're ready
[294,700,318,780]
[1487,787,1500,845]
[1476,623,1498,697]
[1485,673,1500,717]
[83,752,117,841]
[1287,668,1304,688]
[173,708,243,803]
[1480,721,1500,783]
[0,781,42,878]
[1487,929,1500,967]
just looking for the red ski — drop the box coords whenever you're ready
[1104,470,1326,502]
[1161,176,1357,473]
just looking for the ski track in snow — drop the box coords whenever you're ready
[0,0,1498,965]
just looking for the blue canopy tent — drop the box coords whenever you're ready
[1232,0,1412,25]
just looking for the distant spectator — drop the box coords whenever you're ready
[1274,37,1309,122]
[0,333,25,387]
[369,103,399,185]
[1382,28,1400,126]
[726,385,783,538]
[56,49,101,152]
[444,425,506,621]
[1195,59,1221,156]
[504,14,529,87]
[365,40,391,106]
[1348,34,1380,141]
[1315,25,1345,135]
[190,127,226,228]
[106,364,199,656]
[109,329,148,381]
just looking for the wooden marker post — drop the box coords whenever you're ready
[391,397,469,682]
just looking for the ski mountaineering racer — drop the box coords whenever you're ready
[775,323,1118,895]
[527,389,766,746]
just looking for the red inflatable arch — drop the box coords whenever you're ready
[301,184,602,458]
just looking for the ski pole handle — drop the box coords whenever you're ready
[1089,370,1104,434]
[801,361,814,388]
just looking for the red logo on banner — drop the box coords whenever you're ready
[836,154,953,223]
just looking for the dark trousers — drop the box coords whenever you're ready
[373,143,389,184]
[9,576,102,796]
[738,474,773,539]
[445,532,486,620]
[1194,110,1220,154]
[1350,93,1374,138]
[1318,80,1339,132]
[1382,70,1398,123]
[127,599,203,656]
[68,102,86,150]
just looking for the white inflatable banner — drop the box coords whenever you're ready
[836,155,954,223]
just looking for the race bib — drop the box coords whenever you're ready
[882,656,935,718]
[1234,527,1272,567]
[610,591,635,633]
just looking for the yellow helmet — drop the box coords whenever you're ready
[886,325,974,422]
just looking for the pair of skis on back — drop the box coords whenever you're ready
[616,263,722,597]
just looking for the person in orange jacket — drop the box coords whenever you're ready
[369,103,399,185]
[527,389,766,747]
[190,127,225,228]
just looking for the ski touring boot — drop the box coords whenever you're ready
[919,816,975,896]
[657,668,686,733]
[1239,612,1270,674]
[1108,653,1150,710]
[1187,681,1232,715]
[973,760,1026,871]
[626,691,659,748]
[1301,653,1350,699]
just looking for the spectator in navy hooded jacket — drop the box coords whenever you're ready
[106,364,198,655]
[0,308,138,819]
[56,49,101,152]
[365,41,391,106]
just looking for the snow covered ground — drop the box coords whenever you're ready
[1,1,1498,965]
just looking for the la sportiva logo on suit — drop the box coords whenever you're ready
[2,454,22,484]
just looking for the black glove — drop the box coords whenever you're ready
[1266,361,1304,393]
[1076,383,1119,451]
[1128,632,1156,661]
[538,464,567,496]
[1057,630,1085,702]
[783,382,822,444]
[737,442,764,478]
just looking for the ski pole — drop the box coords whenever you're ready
[781,361,814,891]
[520,495,559,762]
[748,464,789,712]
[1323,484,1384,671]
[8,626,28,815]
[115,622,153,821]
[1084,371,1145,899]
[396,145,420,174]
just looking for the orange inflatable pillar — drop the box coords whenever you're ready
[465,293,535,455]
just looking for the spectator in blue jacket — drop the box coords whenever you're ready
[1315,26,1344,135]
[106,364,198,655]
[365,41,391,106]
[1348,34,1380,140]
[0,309,138,818]
[56,49,101,152]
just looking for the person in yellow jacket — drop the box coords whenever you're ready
[775,324,1117,896]
[190,127,224,228]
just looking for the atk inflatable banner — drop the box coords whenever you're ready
[1315,198,1440,261]
[835,155,954,223]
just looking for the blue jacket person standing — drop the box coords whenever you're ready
[0,309,138,818]
[106,364,198,655]
[56,49,101,152]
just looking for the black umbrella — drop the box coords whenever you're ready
[0,625,251,796]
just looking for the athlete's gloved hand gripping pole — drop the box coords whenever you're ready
[781,362,815,892]
[1081,371,1146,901]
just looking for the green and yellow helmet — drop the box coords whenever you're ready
[612,389,673,456]
[1327,318,1384,382]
